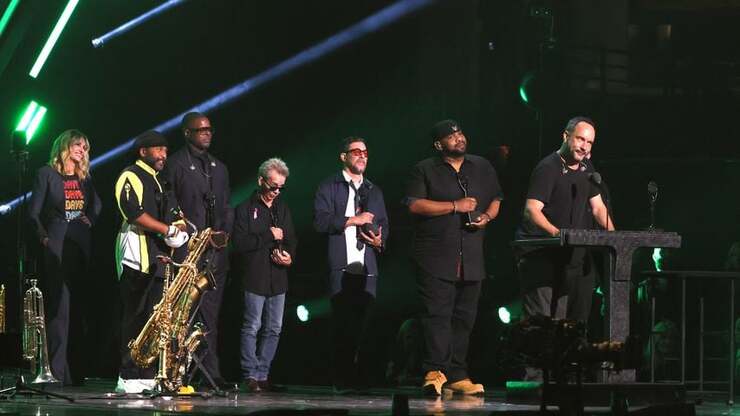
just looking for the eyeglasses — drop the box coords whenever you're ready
[262,178,286,192]
[345,148,368,158]
[188,126,215,135]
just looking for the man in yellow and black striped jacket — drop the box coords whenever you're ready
[114,130,188,392]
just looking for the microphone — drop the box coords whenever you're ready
[588,171,611,230]
[647,180,658,202]
[269,208,283,251]
[647,180,658,230]
[589,172,602,185]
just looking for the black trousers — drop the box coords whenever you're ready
[193,263,227,382]
[42,238,90,384]
[518,247,593,322]
[417,272,481,383]
[329,270,376,387]
[119,266,163,379]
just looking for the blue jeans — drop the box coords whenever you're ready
[240,290,285,381]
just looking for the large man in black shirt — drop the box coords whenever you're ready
[516,116,614,323]
[405,120,503,396]
[232,158,296,392]
[162,112,233,387]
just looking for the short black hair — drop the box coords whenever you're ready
[340,136,366,152]
[181,111,207,131]
[564,116,596,134]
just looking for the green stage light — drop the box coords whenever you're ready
[296,305,309,322]
[0,0,22,40]
[295,298,331,323]
[518,71,536,105]
[29,0,79,78]
[498,306,511,324]
[15,101,38,132]
[498,300,522,325]
[25,106,47,142]
[652,248,663,272]
[15,100,47,143]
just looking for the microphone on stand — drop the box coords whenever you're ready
[589,172,611,230]
[647,181,658,230]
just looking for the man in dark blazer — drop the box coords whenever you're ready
[161,112,233,388]
[313,136,389,390]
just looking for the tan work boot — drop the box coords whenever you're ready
[442,378,485,395]
[422,370,447,396]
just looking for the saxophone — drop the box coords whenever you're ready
[128,227,226,391]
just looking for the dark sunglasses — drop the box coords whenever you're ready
[188,126,215,135]
[262,178,286,192]
[345,148,368,158]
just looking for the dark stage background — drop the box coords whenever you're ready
[0,0,739,386]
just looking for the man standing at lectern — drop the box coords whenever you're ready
[516,116,614,323]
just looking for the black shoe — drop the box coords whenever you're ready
[244,378,262,393]
[258,379,283,392]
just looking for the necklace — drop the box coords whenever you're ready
[186,150,216,178]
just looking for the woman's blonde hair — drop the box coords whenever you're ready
[48,129,90,180]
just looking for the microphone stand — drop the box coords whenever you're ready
[648,193,657,231]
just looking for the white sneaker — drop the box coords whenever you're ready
[115,377,156,394]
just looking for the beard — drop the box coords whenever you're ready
[143,155,165,171]
[347,162,366,175]
[442,147,466,158]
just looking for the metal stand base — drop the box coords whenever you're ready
[0,374,73,402]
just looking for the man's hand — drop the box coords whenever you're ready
[348,212,374,227]
[454,197,477,213]
[271,249,292,266]
[467,213,491,229]
[359,226,383,248]
[41,237,49,247]
[270,227,284,241]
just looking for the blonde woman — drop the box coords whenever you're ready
[28,129,101,385]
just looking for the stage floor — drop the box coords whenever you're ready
[0,379,737,415]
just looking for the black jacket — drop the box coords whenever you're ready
[162,146,233,233]
[162,146,233,271]
[313,172,389,276]
[232,192,296,296]
[28,165,102,262]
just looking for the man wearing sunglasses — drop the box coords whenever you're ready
[314,136,389,392]
[404,119,503,396]
[161,111,233,390]
[232,158,296,393]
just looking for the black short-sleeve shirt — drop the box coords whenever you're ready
[405,154,503,281]
[517,152,599,239]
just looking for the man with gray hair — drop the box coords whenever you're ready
[232,157,296,392]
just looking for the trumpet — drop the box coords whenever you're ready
[23,279,59,384]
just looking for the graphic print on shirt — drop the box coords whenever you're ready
[64,176,85,221]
